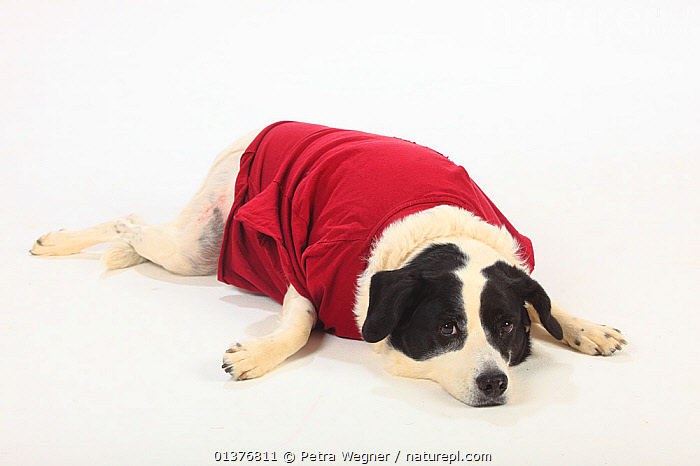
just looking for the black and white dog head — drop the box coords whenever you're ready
[362,241,563,407]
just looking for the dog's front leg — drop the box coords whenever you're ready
[527,302,627,356]
[222,285,317,380]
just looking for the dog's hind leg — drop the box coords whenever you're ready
[222,285,317,380]
[29,214,188,271]
[30,213,222,275]
[30,214,147,258]
[31,128,261,276]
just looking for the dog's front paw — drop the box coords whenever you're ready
[222,339,283,380]
[562,319,627,356]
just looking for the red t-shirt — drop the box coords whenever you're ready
[218,122,534,340]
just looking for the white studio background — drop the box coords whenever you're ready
[1,1,699,465]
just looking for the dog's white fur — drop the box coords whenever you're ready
[31,127,626,405]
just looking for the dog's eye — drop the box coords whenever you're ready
[500,321,514,334]
[440,323,457,336]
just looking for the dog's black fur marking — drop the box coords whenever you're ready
[192,206,225,271]
[362,243,468,360]
[481,262,563,358]
[479,263,534,365]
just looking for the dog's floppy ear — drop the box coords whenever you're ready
[518,275,563,341]
[362,268,420,343]
[488,262,563,341]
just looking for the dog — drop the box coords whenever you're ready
[30,121,626,407]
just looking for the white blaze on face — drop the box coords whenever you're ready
[435,240,510,405]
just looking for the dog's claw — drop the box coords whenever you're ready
[222,362,233,374]
[221,339,281,381]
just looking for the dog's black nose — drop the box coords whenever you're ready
[476,371,508,398]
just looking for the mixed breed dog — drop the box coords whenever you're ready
[31,121,626,407]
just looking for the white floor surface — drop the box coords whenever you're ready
[1,1,699,465]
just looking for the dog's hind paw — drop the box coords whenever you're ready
[222,339,284,380]
[30,230,77,256]
[562,319,627,356]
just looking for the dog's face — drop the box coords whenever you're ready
[362,241,563,407]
